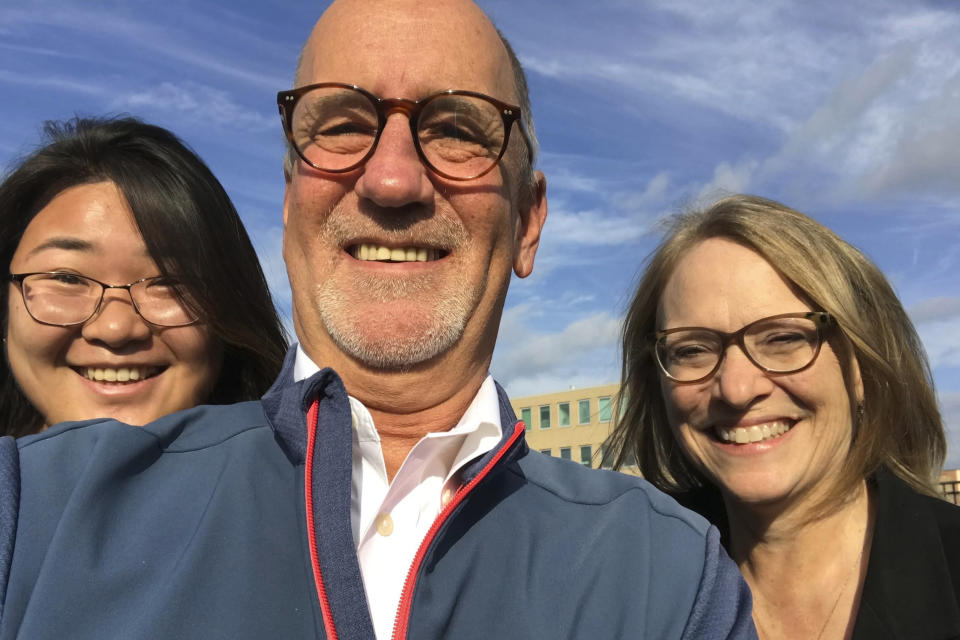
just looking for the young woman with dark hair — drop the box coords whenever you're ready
[1,116,287,436]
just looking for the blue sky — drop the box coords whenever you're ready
[2,0,959,465]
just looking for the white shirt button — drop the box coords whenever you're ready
[375,513,394,537]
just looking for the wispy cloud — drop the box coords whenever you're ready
[545,206,652,247]
[493,305,622,393]
[909,297,960,370]
[695,160,760,203]
[911,297,960,324]
[514,0,960,208]
[760,38,960,203]
[115,82,274,132]
[0,69,109,96]
[0,40,71,58]
[0,4,289,90]
[918,322,960,370]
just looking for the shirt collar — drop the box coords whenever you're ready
[293,343,502,475]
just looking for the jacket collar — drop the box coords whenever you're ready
[261,346,528,474]
[261,347,341,464]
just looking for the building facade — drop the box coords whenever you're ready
[511,383,638,474]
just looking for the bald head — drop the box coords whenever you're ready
[286,0,537,179]
[298,0,506,91]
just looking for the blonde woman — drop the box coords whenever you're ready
[607,195,958,639]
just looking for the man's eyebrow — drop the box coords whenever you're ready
[25,237,96,257]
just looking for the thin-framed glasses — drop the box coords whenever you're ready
[9,272,198,328]
[651,311,834,384]
[277,82,533,181]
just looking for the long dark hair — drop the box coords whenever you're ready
[1,116,288,436]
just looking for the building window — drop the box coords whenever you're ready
[520,407,532,431]
[598,396,612,422]
[540,449,552,456]
[539,405,551,429]
[558,402,570,427]
[578,399,591,425]
[580,445,592,467]
[560,447,571,460]
[599,444,635,469]
[600,444,613,469]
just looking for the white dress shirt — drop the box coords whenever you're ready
[293,345,503,640]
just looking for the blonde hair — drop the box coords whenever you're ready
[607,194,945,508]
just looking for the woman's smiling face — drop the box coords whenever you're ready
[658,237,859,508]
[5,181,221,428]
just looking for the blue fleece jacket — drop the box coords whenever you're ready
[0,350,756,639]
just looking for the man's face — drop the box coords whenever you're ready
[283,0,545,371]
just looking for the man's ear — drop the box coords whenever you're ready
[282,183,291,228]
[513,170,547,278]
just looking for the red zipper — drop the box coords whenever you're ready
[305,398,338,640]
[390,421,527,640]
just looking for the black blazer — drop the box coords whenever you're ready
[852,469,960,639]
[676,468,960,639]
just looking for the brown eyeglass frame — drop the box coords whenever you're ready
[650,311,835,384]
[277,82,533,181]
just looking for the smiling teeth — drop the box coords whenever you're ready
[351,244,441,262]
[716,421,793,444]
[83,367,158,383]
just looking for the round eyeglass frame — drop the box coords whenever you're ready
[650,311,834,384]
[276,82,533,181]
[8,272,199,328]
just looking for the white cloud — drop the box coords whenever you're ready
[0,5,287,90]
[610,171,671,212]
[0,68,109,95]
[492,309,622,392]
[516,0,960,205]
[545,206,652,247]
[695,160,759,204]
[910,297,960,370]
[0,40,68,58]
[758,36,960,203]
[538,162,603,195]
[859,71,960,197]
[115,83,274,131]
[910,297,960,324]
[918,319,960,370]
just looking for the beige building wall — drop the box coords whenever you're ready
[511,383,639,475]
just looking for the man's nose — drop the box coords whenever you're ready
[354,114,435,208]
[712,345,775,409]
[80,290,152,348]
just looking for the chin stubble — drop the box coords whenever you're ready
[312,204,479,369]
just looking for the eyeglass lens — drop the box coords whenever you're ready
[19,273,196,327]
[290,86,507,179]
[657,315,822,382]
